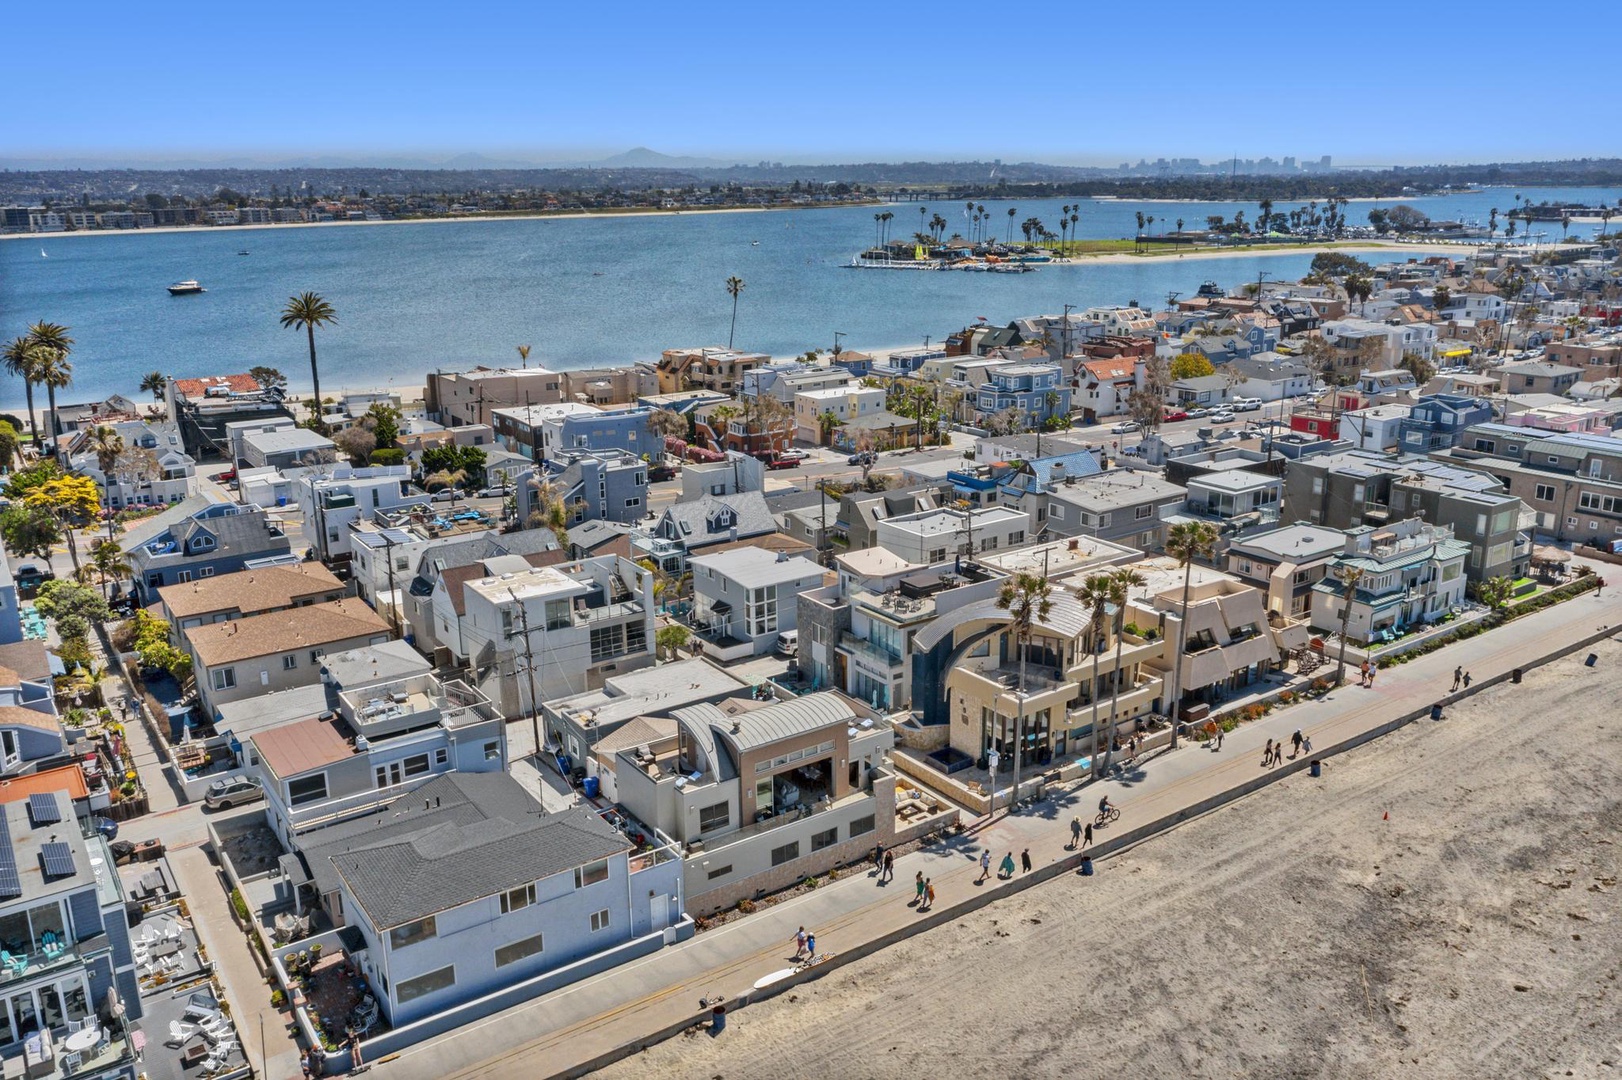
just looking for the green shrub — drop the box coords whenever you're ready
[229,888,250,923]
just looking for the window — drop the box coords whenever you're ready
[1134,505,1153,520]
[287,774,328,807]
[494,933,544,968]
[200,567,215,578]
[211,668,236,691]
[310,650,322,665]
[388,915,437,949]
[590,624,626,662]
[771,841,800,866]
[697,803,730,832]
[500,883,536,914]
[396,965,454,1004]
[1578,492,1622,515]
[282,655,298,671]
[849,815,876,837]
[706,864,733,881]
[574,859,610,889]
[176,570,192,584]
[1535,484,1557,502]
[811,827,838,852]
[544,599,571,631]
[589,909,611,933]
[624,498,641,509]
[434,747,448,766]
[402,754,431,778]
[484,741,501,761]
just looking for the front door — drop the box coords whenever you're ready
[650,893,670,933]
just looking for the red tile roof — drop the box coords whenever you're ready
[170,374,262,399]
[1082,358,1137,381]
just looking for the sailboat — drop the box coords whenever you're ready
[40,249,47,258]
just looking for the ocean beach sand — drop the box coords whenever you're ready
[599,641,1622,1080]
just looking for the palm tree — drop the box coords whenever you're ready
[279,293,338,431]
[1075,573,1114,779]
[1258,198,1273,234]
[725,276,745,349]
[85,539,132,600]
[994,572,1052,816]
[1164,521,1219,747]
[25,322,73,445]
[88,425,124,478]
[1069,210,1079,252]
[817,410,841,447]
[1175,217,1184,234]
[516,344,532,367]
[1103,566,1148,763]
[2,337,43,448]
[1333,565,1366,685]
[1007,206,1017,243]
[139,371,167,402]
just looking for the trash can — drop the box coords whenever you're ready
[710,1004,726,1035]
[1079,856,1094,876]
[582,775,600,799]
[1430,703,1444,721]
[1309,759,1321,778]
[1512,668,1522,684]
[1586,653,1598,667]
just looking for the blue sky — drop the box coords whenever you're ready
[9,0,1616,167]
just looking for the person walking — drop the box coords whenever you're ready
[1367,665,1377,689]
[1290,729,1304,759]
[1215,725,1224,751]
[1462,671,1472,688]
[1302,733,1313,754]
[1069,817,1082,849]
[805,932,816,962]
[872,842,885,873]
[882,849,895,882]
[999,852,1016,880]
[914,871,926,904]
[1083,821,1094,849]
[1359,660,1371,687]
[1453,666,1463,691]
[978,849,992,883]
[1020,848,1033,874]
[923,879,935,911]
[1599,577,1606,598]
[1263,739,1275,767]
[793,926,807,959]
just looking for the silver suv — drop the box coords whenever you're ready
[204,776,264,810]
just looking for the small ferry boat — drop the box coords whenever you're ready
[167,280,205,295]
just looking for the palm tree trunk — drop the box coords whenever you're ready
[63,521,81,575]
[45,383,59,447]
[1106,610,1128,761]
[306,324,323,431]
[1011,633,1026,817]
[1169,561,1193,749]
[23,381,39,449]
[728,296,739,349]
[1336,604,1353,685]
[1089,625,1103,778]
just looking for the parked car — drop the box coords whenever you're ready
[1232,397,1263,412]
[776,448,809,463]
[1110,420,1141,434]
[774,630,799,656]
[648,464,679,482]
[846,451,876,466]
[1162,409,1189,422]
[1208,410,1237,424]
[13,564,54,599]
[203,776,264,811]
[430,487,463,503]
[764,457,799,471]
[1185,407,1211,419]
[476,486,507,499]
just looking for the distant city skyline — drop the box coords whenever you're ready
[13,0,1613,168]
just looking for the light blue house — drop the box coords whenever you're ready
[976,363,1070,428]
[0,547,21,647]
[1398,394,1497,453]
[123,498,296,605]
[0,663,67,775]
[299,772,686,1028]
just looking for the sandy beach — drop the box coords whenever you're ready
[598,641,1622,1080]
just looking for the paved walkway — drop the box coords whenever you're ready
[371,583,1622,1080]
[168,846,303,1080]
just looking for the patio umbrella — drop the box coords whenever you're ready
[1533,545,1571,564]
[104,984,124,1022]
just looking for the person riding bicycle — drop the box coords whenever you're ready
[1098,795,1115,818]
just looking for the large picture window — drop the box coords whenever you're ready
[574,860,609,889]
[388,916,437,949]
[494,933,544,968]
[396,965,455,1004]
[287,774,328,807]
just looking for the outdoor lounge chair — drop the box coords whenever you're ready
[2,950,27,975]
[166,1021,195,1047]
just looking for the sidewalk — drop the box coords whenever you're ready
[376,588,1622,1079]
[169,846,303,1080]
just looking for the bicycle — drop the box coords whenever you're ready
[1095,806,1121,827]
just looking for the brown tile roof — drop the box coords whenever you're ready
[437,565,487,617]
[1082,358,1137,381]
[0,642,52,683]
[0,764,89,803]
[0,705,61,733]
[160,564,346,621]
[253,714,357,779]
[170,374,262,399]
[189,599,390,668]
[705,532,815,559]
[592,715,678,759]
[0,668,19,690]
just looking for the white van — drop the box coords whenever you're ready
[774,630,799,655]
[1232,397,1263,412]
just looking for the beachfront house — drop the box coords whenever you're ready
[295,772,686,1028]
[1309,520,1469,644]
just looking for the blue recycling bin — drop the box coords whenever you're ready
[582,775,600,799]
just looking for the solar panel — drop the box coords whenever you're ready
[0,830,19,899]
[39,842,75,879]
[26,793,61,826]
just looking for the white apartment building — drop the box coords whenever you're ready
[874,505,1032,564]
[793,385,885,444]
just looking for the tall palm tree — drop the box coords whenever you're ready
[1333,565,1366,686]
[139,371,167,402]
[85,539,132,600]
[2,337,43,449]
[1075,573,1114,778]
[1164,521,1219,748]
[88,425,124,478]
[279,293,337,431]
[994,572,1052,816]
[1103,565,1148,763]
[1006,206,1017,243]
[1069,209,1079,251]
[725,276,745,349]
[25,322,73,446]
[516,344,532,367]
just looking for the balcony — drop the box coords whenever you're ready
[0,936,92,988]
[699,788,875,853]
[952,659,1073,714]
[1,1024,135,1080]
[837,631,903,672]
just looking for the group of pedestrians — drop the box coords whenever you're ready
[912,872,936,910]
[1068,817,1094,850]
[1262,729,1311,768]
[870,843,895,883]
[1451,666,1473,692]
[1358,660,1378,688]
[792,925,819,962]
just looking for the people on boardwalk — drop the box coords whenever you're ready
[999,852,1016,880]
[1453,666,1463,691]
[1069,817,1082,849]
[1263,739,1275,767]
[913,871,926,905]
[978,849,992,883]
[922,879,935,910]
[1462,671,1472,688]
[805,932,816,962]
[1360,660,1371,687]
[871,843,885,874]
[1291,729,1304,759]
[882,849,895,883]
[1302,733,1313,755]
[1020,848,1033,874]
[793,926,807,959]
[1083,821,1094,848]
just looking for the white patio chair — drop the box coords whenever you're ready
[60,1051,82,1073]
[166,1019,196,1046]
[66,1019,82,1035]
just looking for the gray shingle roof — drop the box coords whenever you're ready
[304,772,628,930]
[659,491,776,547]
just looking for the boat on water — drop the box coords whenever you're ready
[1196,280,1224,298]
[167,280,205,296]
[236,250,250,256]
[39,249,47,258]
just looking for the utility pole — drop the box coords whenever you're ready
[506,587,542,761]
[381,530,402,638]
